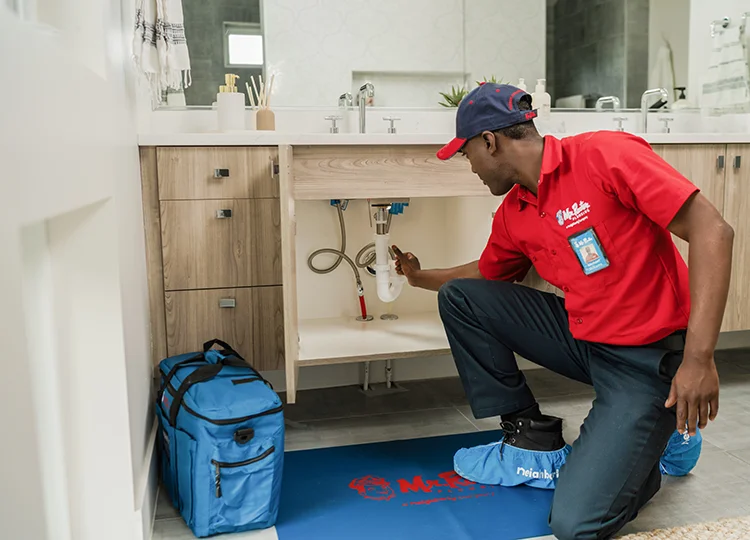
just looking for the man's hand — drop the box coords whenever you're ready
[392,246,482,291]
[665,353,720,436]
[393,245,422,286]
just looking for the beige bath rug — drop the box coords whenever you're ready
[620,515,750,539]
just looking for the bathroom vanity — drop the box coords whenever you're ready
[138,134,750,403]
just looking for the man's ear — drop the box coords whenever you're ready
[482,131,498,153]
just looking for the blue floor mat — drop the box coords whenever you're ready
[276,430,554,540]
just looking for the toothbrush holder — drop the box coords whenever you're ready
[256,108,276,131]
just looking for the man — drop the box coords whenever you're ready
[393,83,733,540]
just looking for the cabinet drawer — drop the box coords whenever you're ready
[165,287,285,371]
[161,199,281,291]
[157,147,279,200]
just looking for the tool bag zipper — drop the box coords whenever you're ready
[211,446,276,497]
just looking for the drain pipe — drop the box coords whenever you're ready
[373,206,406,303]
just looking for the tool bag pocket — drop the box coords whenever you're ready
[156,404,179,508]
[208,437,280,534]
[175,429,198,525]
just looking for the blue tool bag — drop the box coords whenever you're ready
[156,339,285,538]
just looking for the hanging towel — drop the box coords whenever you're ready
[133,0,191,105]
[701,26,750,114]
[649,38,675,104]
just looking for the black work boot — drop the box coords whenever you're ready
[500,415,566,451]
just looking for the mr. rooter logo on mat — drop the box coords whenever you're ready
[349,472,495,507]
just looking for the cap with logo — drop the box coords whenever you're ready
[437,83,538,161]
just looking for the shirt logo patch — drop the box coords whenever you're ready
[555,201,591,229]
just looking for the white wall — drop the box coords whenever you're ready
[262,0,546,108]
[0,1,154,538]
[688,0,750,107]
[649,0,691,98]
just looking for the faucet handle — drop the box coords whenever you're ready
[659,117,674,133]
[325,115,342,134]
[383,116,400,134]
[613,117,628,132]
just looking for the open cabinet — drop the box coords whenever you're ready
[277,144,551,403]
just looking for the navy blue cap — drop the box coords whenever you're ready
[437,83,537,160]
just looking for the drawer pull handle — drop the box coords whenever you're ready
[214,168,230,178]
[216,209,232,219]
[269,158,279,179]
[219,298,236,308]
[734,156,742,170]
[717,155,725,170]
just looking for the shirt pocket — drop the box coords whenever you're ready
[555,220,623,289]
[527,247,559,286]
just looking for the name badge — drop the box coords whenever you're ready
[568,227,610,275]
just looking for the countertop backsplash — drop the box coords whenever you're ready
[140,107,750,146]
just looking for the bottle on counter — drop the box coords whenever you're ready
[217,74,246,132]
[671,87,693,110]
[531,79,551,120]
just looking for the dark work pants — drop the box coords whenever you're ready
[438,279,681,540]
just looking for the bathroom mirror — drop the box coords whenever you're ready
[180,0,264,107]
[173,0,693,111]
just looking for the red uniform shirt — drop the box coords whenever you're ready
[479,131,699,346]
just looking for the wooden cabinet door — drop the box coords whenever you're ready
[161,199,282,291]
[157,147,280,200]
[165,286,285,371]
[722,145,750,331]
[653,144,727,263]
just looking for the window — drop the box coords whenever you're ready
[224,22,264,68]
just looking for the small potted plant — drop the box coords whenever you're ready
[439,85,469,108]
[438,77,504,107]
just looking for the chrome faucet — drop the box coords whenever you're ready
[358,83,374,133]
[339,92,353,108]
[640,88,669,133]
[595,96,621,111]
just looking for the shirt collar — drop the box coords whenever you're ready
[541,135,563,176]
[517,135,563,211]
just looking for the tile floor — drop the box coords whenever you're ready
[153,349,750,539]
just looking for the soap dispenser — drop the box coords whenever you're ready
[531,79,551,120]
[217,74,246,132]
[517,78,527,92]
[672,87,692,110]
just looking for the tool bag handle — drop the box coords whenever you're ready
[157,353,207,415]
[168,363,224,426]
[203,339,243,359]
[202,339,264,376]
[161,353,205,389]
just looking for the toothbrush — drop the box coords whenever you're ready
[251,76,261,110]
[245,82,256,109]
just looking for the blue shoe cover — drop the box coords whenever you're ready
[454,437,571,489]
[659,428,702,476]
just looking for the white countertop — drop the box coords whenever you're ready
[138,131,750,147]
